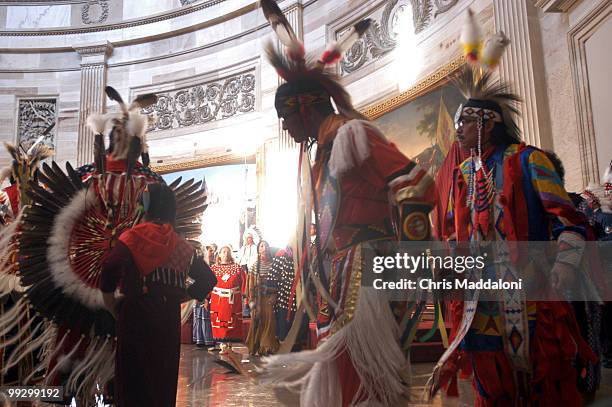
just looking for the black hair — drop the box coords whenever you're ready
[145,183,176,225]
[544,150,565,185]
[491,122,520,146]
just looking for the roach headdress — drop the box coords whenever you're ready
[452,66,522,145]
[455,7,521,146]
[86,86,157,168]
[261,0,370,121]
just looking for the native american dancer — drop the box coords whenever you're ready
[258,2,434,405]
[428,13,597,405]
[272,247,297,342]
[0,132,53,386]
[544,151,610,401]
[580,165,612,373]
[209,245,245,351]
[0,86,210,402]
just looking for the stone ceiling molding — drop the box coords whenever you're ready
[179,0,200,5]
[568,0,612,185]
[81,0,110,25]
[334,0,459,76]
[533,0,581,13]
[0,0,229,36]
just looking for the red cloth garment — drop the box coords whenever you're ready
[308,116,429,405]
[210,263,245,342]
[118,222,178,277]
[2,184,19,216]
[105,155,142,173]
[433,141,468,239]
[436,143,597,404]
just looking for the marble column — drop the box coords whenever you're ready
[277,0,304,152]
[73,41,113,165]
[492,0,551,148]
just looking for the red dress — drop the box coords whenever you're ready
[210,263,245,342]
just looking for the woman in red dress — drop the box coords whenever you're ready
[210,246,245,354]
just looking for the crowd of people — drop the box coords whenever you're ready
[192,231,302,357]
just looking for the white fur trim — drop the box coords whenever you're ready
[328,120,387,179]
[47,188,104,309]
[261,287,410,406]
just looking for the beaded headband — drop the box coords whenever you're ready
[454,103,503,127]
[275,90,333,118]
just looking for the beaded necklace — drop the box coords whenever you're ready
[466,116,496,211]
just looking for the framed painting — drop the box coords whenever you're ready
[363,56,465,175]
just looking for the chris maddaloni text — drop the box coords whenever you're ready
[372,278,523,290]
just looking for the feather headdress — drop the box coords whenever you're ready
[460,8,509,70]
[454,8,521,144]
[0,123,54,206]
[85,86,157,169]
[260,0,371,121]
[452,65,522,143]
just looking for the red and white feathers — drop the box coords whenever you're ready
[317,19,372,69]
[460,8,509,70]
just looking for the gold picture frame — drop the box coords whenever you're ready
[151,151,255,174]
[362,55,465,120]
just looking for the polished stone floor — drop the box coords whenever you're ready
[176,344,612,406]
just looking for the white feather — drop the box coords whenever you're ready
[328,120,387,179]
[25,135,45,156]
[86,113,113,135]
[602,166,612,185]
[481,31,510,67]
[126,111,149,152]
[460,8,481,45]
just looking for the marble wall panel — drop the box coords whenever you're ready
[537,10,581,191]
[123,0,175,20]
[6,5,71,29]
[0,6,6,30]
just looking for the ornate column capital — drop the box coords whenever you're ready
[533,0,581,13]
[73,41,113,66]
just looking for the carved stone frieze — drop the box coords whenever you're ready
[340,0,459,75]
[179,0,199,5]
[82,1,110,25]
[143,71,256,131]
[17,99,57,150]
